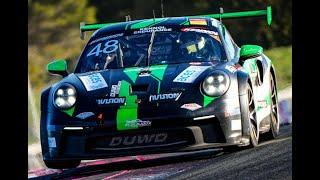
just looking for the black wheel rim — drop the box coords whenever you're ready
[248,86,258,140]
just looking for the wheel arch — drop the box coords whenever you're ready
[237,70,252,140]
[237,70,252,95]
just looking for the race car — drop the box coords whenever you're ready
[40,6,279,169]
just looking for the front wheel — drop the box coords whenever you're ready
[265,74,280,139]
[44,160,81,169]
[247,83,259,147]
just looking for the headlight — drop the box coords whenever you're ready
[54,84,77,109]
[201,71,230,97]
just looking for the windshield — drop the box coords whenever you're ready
[76,28,226,73]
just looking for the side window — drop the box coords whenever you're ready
[223,29,236,59]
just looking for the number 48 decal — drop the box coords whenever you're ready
[87,40,119,57]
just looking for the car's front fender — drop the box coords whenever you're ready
[237,70,251,139]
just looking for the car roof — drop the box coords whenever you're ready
[92,17,220,38]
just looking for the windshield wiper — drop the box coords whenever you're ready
[146,31,156,67]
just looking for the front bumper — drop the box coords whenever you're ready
[43,115,249,161]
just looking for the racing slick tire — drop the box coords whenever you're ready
[264,73,280,140]
[246,82,259,147]
[44,160,81,169]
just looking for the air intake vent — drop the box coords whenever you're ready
[131,84,149,94]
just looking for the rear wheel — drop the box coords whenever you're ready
[265,74,280,139]
[44,160,81,169]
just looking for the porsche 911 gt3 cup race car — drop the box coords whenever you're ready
[40,6,279,169]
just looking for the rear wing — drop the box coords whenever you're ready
[80,6,272,39]
[195,6,272,25]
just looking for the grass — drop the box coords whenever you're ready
[264,46,292,90]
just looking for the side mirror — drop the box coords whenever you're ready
[47,59,68,77]
[240,45,263,60]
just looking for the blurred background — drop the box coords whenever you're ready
[28,0,291,169]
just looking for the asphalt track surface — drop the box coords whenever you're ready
[29,124,291,179]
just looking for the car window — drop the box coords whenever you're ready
[75,29,227,73]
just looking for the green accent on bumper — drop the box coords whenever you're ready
[118,80,137,107]
[116,80,138,130]
[62,106,75,117]
[117,109,138,130]
[117,65,168,130]
[203,95,218,107]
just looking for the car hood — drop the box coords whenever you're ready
[74,61,224,102]
[55,61,229,130]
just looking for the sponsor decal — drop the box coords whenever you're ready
[97,113,103,120]
[125,119,152,128]
[109,133,168,147]
[234,64,242,70]
[87,40,119,57]
[79,73,108,91]
[89,33,124,45]
[181,28,218,36]
[116,80,138,130]
[189,18,207,25]
[225,65,237,73]
[257,100,267,108]
[181,103,202,111]
[48,137,56,148]
[96,97,126,105]
[173,66,210,83]
[76,112,95,119]
[133,26,172,34]
[149,92,182,102]
[110,81,121,97]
